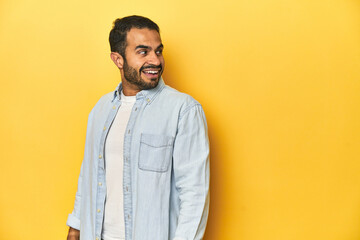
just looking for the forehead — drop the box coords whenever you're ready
[126,28,162,49]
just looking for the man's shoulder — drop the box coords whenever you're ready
[97,91,115,104]
[156,85,204,118]
[161,85,200,106]
[88,91,114,115]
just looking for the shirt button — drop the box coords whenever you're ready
[126,186,128,191]
[98,182,102,186]
[103,126,106,131]
[128,214,131,219]
[125,157,129,163]
[128,130,130,134]
[99,154,102,159]
[135,107,138,111]
[97,209,101,213]
[146,98,150,103]
[112,105,116,109]
[96,237,99,240]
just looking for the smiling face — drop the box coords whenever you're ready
[111,28,165,96]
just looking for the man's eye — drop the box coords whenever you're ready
[139,50,147,55]
[156,50,163,55]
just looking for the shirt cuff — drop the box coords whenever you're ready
[66,213,80,230]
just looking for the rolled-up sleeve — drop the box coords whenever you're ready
[172,104,210,240]
[66,162,83,230]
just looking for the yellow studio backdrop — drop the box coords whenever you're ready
[0,0,359,239]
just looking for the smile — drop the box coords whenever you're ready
[141,68,161,78]
[143,70,159,74]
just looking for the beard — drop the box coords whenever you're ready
[123,58,162,90]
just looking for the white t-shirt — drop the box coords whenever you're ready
[102,92,136,240]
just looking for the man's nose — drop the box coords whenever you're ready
[147,51,161,66]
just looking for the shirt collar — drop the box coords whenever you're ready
[112,77,165,104]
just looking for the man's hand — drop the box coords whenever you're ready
[67,227,80,240]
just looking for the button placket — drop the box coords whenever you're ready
[95,101,119,237]
[121,101,143,240]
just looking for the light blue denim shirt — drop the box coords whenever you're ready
[67,78,210,240]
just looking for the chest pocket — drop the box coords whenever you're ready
[139,133,174,172]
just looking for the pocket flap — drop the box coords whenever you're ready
[140,133,174,148]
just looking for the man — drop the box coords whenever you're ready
[66,15,210,240]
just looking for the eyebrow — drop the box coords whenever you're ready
[135,45,150,50]
[135,43,164,50]
[156,43,164,50]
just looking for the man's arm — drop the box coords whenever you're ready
[67,227,80,240]
[172,104,210,240]
[66,109,95,235]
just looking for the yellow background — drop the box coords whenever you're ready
[1,0,360,239]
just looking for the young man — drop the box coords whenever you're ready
[67,15,210,240]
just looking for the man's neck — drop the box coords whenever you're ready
[121,80,141,96]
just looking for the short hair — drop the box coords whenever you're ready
[109,15,160,57]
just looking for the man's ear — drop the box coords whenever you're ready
[110,52,124,69]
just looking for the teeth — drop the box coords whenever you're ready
[144,70,159,74]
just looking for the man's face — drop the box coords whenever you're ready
[122,28,165,91]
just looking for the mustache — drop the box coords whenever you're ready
[140,64,162,72]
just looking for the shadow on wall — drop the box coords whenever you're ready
[204,121,223,240]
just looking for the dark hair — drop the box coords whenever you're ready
[109,15,160,57]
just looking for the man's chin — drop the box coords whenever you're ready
[141,73,160,82]
[140,77,160,90]
[150,77,160,82]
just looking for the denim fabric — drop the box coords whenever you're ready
[66,78,210,240]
